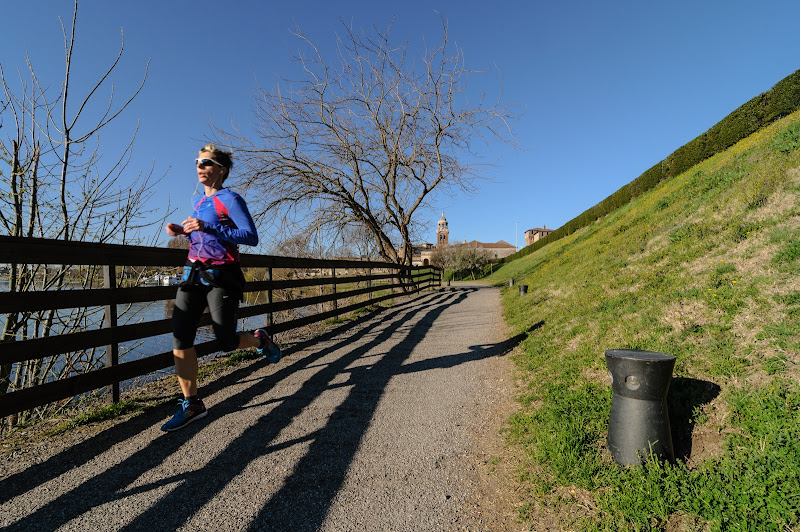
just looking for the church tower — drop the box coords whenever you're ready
[437,212,449,248]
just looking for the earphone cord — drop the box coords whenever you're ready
[190,184,205,260]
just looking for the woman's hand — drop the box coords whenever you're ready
[165,222,185,236]
[180,217,205,234]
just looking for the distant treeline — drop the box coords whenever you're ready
[503,68,800,264]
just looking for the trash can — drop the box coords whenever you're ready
[446,280,450,286]
[509,279,514,287]
[605,349,676,466]
[519,285,528,295]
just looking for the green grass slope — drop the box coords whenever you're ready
[489,111,800,530]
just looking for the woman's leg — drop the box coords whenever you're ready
[172,286,207,396]
[173,347,199,397]
[162,285,208,431]
[205,284,278,358]
[237,332,260,349]
[207,285,242,352]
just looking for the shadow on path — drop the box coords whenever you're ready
[0,303,390,505]
[3,286,519,531]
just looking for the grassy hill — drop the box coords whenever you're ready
[489,110,800,530]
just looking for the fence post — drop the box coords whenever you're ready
[103,264,119,405]
[318,268,324,314]
[267,266,274,329]
[332,267,337,311]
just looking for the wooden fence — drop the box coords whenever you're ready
[0,236,441,418]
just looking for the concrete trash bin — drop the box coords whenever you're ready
[519,285,528,295]
[605,349,676,466]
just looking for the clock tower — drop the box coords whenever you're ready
[437,212,449,248]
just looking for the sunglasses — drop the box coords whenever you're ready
[195,158,225,168]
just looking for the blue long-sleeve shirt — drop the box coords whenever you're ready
[187,188,258,265]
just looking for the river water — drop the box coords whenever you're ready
[1,281,273,390]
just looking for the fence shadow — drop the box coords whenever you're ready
[2,286,512,531]
[0,303,390,506]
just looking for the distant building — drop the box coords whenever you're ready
[524,226,554,247]
[436,212,449,247]
[403,213,517,266]
[404,242,436,266]
[460,239,517,260]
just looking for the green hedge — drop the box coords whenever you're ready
[503,68,800,264]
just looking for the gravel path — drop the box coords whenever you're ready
[1,284,522,531]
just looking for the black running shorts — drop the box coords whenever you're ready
[172,282,240,351]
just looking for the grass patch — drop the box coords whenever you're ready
[322,303,384,326]
[491,111,800,529]
[773,237,800,266]
[45,400,144,437]
[772,121,800,154]
[322,316,353,325]
[731,221,761,242]
[197,349,258,380]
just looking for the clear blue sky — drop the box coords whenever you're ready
[2,0,799,251]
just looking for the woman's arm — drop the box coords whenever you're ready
[202,194,258,246]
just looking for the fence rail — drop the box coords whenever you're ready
[0,236,441,418]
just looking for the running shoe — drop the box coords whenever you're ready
[254,329,281,363]
[160,398,207,432]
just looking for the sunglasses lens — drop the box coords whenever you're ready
[196,158,212,167]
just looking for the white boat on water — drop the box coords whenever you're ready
[153,274,181,286]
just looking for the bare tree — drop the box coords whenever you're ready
[454,244,492,280]
[271,233,315,258]
[429,244,452,270]
[0,0,158,425]
[219,15,520,265]
[339,222,382,260]
[167,236,190,250]
[432,243,491,280]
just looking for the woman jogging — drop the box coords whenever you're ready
[161,143,280,432]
